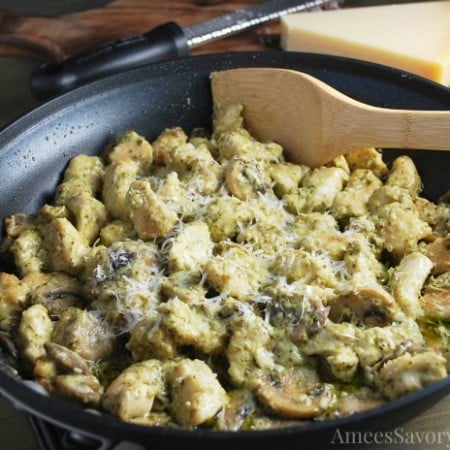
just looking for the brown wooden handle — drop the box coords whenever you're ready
[0,0,273,61]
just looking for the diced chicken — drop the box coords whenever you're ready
[10,229,47,276]
[205,242,266,299]
[102,160,139,220]
[52,307,115,360]
[166,358,227,427]
[284,167,348,213]
[99,220,135,246]
[268,162,309,197]
[167,222,214,273]
[102,359,166,420]
[332,169,382,220]
[107,130,153,173]
[345,147,388,178]
[159,297,226,354]
[62,154,104,194]
[127,179,178,240]
[18,304,53,366]
[41,218,90,274]
[423,237,450,275]
[391,252,433,319]
[374,202,432,257]
[299,322,359,382]
[0,273,29,332]
[368,185,415,214]
[386,155,421,196]
[376,351,447,399]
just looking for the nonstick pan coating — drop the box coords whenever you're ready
[0,51,449,449]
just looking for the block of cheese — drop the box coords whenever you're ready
[281,1,450,85]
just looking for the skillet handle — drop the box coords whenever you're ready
[30,22,189,102]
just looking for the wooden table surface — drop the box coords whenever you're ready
[0,1,449,449]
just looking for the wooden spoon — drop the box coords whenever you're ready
[211,68,450,167]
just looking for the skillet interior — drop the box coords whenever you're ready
[0,51,449,449]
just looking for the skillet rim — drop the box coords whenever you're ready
[0,50,450,448]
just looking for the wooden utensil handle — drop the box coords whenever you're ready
[0,1,271,61]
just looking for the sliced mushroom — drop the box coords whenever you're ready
[44,342,92,375]
[255,368,336,419]
[55,374,104,406]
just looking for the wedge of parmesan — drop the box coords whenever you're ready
[281,1,450,85]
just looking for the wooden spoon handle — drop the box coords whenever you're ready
[352,106,450,151]
[0,0,270,61]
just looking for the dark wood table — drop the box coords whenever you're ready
[0,1,449,449]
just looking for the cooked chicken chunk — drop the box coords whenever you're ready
[102,359,165,420]
[0,273,29,332]
[166,358,227,427]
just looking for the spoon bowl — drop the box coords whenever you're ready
[211,68,450,167]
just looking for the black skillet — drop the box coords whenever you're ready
[0,51,449,449]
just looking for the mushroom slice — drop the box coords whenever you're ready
[329,285,400,326]
[255,368,336,419]
[55,374,103,406]
[44,342,92,375]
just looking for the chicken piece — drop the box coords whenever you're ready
[85,240,161,331]
[102,359,166,420]
[213,103,244,140]
[10,228,47,276]
[152,126,188,165]
[225,157,271,200]
[37,204,67,222]
[267,162,309,197]
[354,319,424,383]
[18,304,53,366]
[216,126,283,163]
[374,202,432,257]
[167,222,214,273]
[367,185,415,214]
[62,154,104,194]
[386,155,421,196]
[226,309,275,386]
[99,220,135,246]
[420,273,450,320]
[299,322,359,382]
[205,242,266,299]
[55,374,104,406]
[102,160,139,221]
[127,314,180,361]
[23,272,84,319]
[3,213,35,238]
[161,271,206,305]
[107,130,153,173]
[423,237,450,275]
[291,212,348,260]
[284,167,348,214]
[159,297,226,355]
[391,252,433,319]
[255,368,336,419]
[331,169,382,220]
[55,178,94,205]
[237,219,288,254]
[41,218,90,275]
[205,195,252,242]
[64,193,108,245]
[52,307,115,361]
[0,273,29,331]
[166,358,227,427]
[376,351,447,399]
[345,147,388,178]
[127,179,178,240]
[271,249,338,288]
